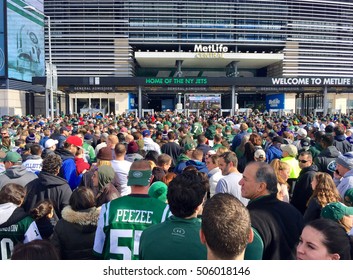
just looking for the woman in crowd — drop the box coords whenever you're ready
[297,218,353,260]
[0,183,42,260]
[30,199,56,239]
[50,186,100,259]
[270,159,290,202]
[303,172,341,224]
[91,165,120,207]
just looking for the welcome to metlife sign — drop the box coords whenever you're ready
[271,77,352,86]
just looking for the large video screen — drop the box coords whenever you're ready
[0,0,4,77]
[7,0,45,82]
[184,94,221,110]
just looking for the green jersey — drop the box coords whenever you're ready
[139,215,207,260]
[93,194,170,260]
[191,122,203,137]
[0,206,42,260]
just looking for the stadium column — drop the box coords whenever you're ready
[232,86,237,116]
[323,85,328,116]
[138,86,142,118]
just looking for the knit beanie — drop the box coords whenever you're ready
[26,133,36,143]
[336,152,353,170]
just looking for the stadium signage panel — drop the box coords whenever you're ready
[271,77,352,86]
[145,77,208,85]
[194,44,228,53]
[194,44,228,58]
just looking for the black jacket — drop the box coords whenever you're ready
[50,206,100,260]
[291,164,318,215]
[333,135,352,154]
[314,146,341,177]
[23,171,72,219]
[247,194,304,260]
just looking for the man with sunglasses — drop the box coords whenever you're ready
[291,151,318,215]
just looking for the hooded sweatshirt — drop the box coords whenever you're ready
[0,165,38,190]
[23,171,72,219]
[0,203,42,259]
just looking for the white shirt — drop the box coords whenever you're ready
[111,159,132,196]
[215,172,249,206]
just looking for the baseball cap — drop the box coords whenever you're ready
[297,128,307,137]
[344,188,353,206]
[3,152,22,163]
[254,149,266,159]
[45,139,58,149]
[60,126,69,133]
[321,202,353,221]
[184,143,195,152]
[127,169,152,186]
[65,135,83,147]
[142,130,151,137]
[280,144,298,157]
[148,181,168,203]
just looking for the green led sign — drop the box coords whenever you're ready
[145,77,208,85]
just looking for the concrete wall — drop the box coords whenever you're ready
[0,89,26,116]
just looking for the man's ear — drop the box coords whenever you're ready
[149,174,154,184]
[248,227,254,244]
[199,229,206,245]
[331,253,340,260]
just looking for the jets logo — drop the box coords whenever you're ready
[132,171,143,178]
[327,161,336,173]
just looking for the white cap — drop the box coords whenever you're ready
[254,149,266,159]
[45,139,58,148]
[233,124,240,130]
[297,128,307,137]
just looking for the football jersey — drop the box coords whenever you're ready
[0,210,42,260]
[191,122,203,137]
[93,194,170,260]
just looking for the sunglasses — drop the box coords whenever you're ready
[299,159,309,163]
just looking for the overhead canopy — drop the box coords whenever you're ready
[134,51,283,74]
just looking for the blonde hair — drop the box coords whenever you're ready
[97,160,112,166]
[307,172,341,208]
[270,159,290,185]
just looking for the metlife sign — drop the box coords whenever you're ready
[266,93,285,110]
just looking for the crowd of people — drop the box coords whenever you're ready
[1,110,353,260]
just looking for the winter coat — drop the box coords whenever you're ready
[333,135,353,154]
[50,206,100,259]
[55,148,83,190]
[266,145,283,164]
[23,171,72,219]
[314,146,341,177]
[0,165,37,190]
[247,194,304,260]
[291,164,318,215]
[185,159,209,174]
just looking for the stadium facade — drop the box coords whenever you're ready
[1,0,353,117]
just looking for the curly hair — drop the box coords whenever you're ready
[42,154,62,174]
[307,172,341,208]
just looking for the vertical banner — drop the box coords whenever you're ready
[266,93,285,111]
[0,0,5,77]
[7,0,45,82]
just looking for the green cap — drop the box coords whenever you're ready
[344,189,353,206]
[321,202,353,221]
[216,124,223,129]
[184,143,195,152]
[148,181,168,203]
[3,152,22,163]
[127,169,152,187]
